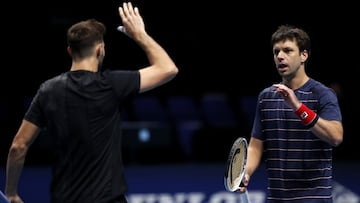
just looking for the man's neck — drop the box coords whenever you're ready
[70,58,99,72]
[283,73,309,90]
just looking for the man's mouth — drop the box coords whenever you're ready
[277,64,287,69]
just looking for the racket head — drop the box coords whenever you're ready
[224,137,248,192]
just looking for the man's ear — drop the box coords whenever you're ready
[301,50,308,63]
[95,44,103,57]
[67,46,72,56]
[96,43,105,57]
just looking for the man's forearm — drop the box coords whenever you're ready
[5,146,27,195]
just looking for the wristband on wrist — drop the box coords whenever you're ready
[294,103,319,128]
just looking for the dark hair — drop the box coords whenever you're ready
[271,25,311,56]
[67,19,106,58]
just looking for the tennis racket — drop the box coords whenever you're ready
[0,190,9,203]
[224,137,251,203]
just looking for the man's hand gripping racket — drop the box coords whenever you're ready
[224,137,251,203]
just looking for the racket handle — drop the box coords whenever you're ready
[239,190,251,203]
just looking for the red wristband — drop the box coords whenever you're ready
[295,103,318,127]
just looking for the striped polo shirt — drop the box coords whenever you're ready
[251,78,342,203]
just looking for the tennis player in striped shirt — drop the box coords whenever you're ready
[240,25,343,203]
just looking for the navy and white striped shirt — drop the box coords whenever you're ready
[252,78,342,203]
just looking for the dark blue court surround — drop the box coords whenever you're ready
[0,162,359,203]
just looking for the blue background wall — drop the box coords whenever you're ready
[1,162,359,203]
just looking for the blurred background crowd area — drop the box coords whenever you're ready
[0,89,357,166]
[1,92,258,165]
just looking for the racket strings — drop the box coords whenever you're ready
[230,142,246,188]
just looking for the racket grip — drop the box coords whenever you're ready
[239,190,251,203]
